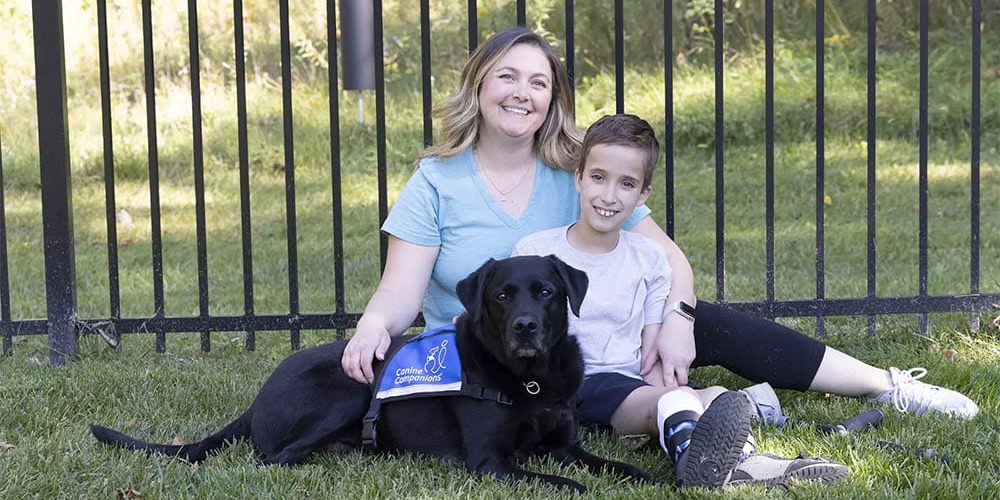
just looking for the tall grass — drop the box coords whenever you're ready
[1,1,996,329]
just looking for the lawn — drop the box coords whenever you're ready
[2,326,998,499]
[1,0,999,498]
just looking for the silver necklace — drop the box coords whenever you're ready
[475,150,534,204]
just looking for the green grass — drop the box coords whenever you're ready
[2,325,999,498]
[2,1,1000,498]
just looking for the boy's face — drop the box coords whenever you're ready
[574,144,652,236]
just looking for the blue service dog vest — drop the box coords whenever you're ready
[361,325,513,447]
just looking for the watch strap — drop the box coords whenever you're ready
[665,300,696,322]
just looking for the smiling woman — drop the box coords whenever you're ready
[339,27,675,387]
[477,43,553,143]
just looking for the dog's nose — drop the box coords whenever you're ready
[512,316,538,334]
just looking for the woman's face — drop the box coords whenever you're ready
[477,43,554,144]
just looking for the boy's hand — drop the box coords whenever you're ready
[641,315,696,388]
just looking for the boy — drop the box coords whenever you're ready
[512,114,849,488]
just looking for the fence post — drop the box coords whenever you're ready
[32,0,77,365]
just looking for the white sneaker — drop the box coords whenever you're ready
[870,367,978,420]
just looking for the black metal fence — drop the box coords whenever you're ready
[4,0,996,365]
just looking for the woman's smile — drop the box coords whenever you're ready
[477,43,553,142]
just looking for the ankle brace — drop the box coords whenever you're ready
[656,390,705,463]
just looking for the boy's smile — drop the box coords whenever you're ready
[570,144,652,252]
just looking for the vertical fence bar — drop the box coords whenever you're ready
[0,129,10,355]
[188,0,211,351]
[420,0,433,147]
[815,0,826,336]
[141,0,166,351]
[468,0,478,54]
[516,0,526,27]
[918,0,929,335]
[374,0,389,272]
[32,0,77,365]
[565,0,575,93]
[764,0,775,308]
[664,0,674,239]
[970,0,981,332]
[327,0,346,340]
[97,0,121,325]
[866,0,878,335]
[614,0,624,113]
[233,0,256,350]
[714,0,725,302]
[279,0,301,349]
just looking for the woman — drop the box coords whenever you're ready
[341,27,977,423]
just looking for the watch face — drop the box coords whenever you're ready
[679,301,696,317]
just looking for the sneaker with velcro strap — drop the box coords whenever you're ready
[674,391,753,488]
[727,451,850,487]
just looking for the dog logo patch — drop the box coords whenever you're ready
[375,325,463,401]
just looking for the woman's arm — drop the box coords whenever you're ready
[629,216,698,388]
[341,236,439,384]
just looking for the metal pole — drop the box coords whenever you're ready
[32,0,77,365]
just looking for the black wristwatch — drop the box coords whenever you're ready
[665,300,696,322]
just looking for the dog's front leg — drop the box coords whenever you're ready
[466,455,588,493]
[553,442,656,484]
[456,404,587,492]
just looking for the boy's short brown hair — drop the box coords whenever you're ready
[578,114,660,189]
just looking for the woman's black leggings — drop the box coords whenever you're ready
[690,301,828,391]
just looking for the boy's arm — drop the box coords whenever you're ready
[640,323,666,386]
[629,216,697,388]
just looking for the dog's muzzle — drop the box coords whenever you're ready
[508,315,547,358]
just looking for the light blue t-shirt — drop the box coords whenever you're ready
[382,147,651,329]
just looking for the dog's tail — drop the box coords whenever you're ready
[90,411,251,462]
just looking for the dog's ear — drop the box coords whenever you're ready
[545,255,588,317]
[456,258,498,323]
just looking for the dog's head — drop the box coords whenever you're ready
[456,255,587,368]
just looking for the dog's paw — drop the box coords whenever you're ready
[549,477,587,494]
[624,466,657,484]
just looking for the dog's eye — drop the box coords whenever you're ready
[538,288,553,298]
[495,291,508,302]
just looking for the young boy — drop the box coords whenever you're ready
[512,114,849,488]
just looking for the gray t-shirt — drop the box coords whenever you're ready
[512,225,672,379]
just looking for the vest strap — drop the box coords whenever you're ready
[361,382,512,449]
[460,383,514,405]
[360,325,514,449]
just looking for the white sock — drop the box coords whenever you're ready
[656,390,705,454]
[742,432,757,458]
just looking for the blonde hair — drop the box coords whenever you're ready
[420,27,581,171]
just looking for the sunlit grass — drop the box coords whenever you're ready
[2,2,999,499]
[3,48,998,324]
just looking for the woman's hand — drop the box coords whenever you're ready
[641,314,696,388]
[343,236,439,384]
[342,324,392,384]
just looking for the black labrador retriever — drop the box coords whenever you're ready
[91,256,653,492]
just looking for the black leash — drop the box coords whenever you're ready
[774,409,951,464]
